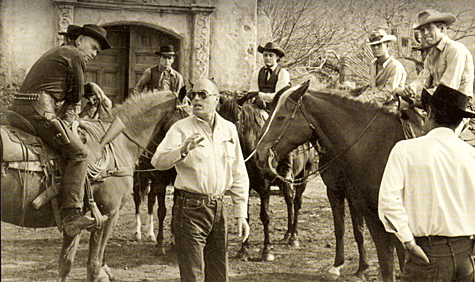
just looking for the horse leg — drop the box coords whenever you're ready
[87,210,119,282]
[364,212,396,282]
[326,185,346,277]
[155,182,167,255]
[145,179,157,244]
[281,181,295,243]
[132,172,142,242]
[348,197,369,279]
[260,182,274,261]
[57,232,82,282]
[288,183,306,247]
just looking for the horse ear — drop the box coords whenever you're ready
[289,80,310,101]
[178,86,187,103]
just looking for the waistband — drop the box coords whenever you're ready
[414,235,473,246]
[175,189,224,201]
[14,92,48,101]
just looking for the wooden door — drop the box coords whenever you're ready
[129,26,180,96]
[85,26,128,104]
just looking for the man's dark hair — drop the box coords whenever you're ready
[430,104,464,127]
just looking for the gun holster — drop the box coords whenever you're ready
[44,114,71,146]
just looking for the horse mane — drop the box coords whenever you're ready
[218,96,241,123]
[306,88,400,117]
[240,103,267,133]
[110,90,176,128]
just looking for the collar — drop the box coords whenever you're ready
[426,127,456,139]
[192,112,219,129]
[158,66,177,76]
[435,34,449,52]
[264,64,278,71]
[372,55,393,69]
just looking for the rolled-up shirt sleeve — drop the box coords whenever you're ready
[378,142,414,243]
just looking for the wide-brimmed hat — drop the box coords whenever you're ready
[258,42,285,57]
[413,9,456,30]
[155,45,176,56]
[366,29,397,45]
[421,84,475,118]
[68,24,111,50]
[58,24,80,36]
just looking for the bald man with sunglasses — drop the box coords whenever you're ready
[151,78,250,282]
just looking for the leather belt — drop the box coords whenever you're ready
[13,92,56,116]
[176,189,224,201]
[415,235,472,246]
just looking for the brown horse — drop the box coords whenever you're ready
[255,81,405,281]
[218,95,317,261]
[1,90,188,282]
[132,92,191,254]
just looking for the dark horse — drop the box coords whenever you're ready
[218,95,317,261]
[255,81,406,281]
[1,90,188,282]
[132,94,190,254]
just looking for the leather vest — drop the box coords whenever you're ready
[258,65,282,93]
[146,66,163,91]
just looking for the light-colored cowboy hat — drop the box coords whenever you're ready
[258,42,285,57]
[413,9,456,30]
[67,24,111,50]
[155,45,176,56]
[366,29,397,45]
[421,84,475,118]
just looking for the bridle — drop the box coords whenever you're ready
[267,94,383,184]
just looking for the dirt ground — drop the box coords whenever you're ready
[1,176,400,281]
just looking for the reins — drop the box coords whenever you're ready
[268,95,384,185]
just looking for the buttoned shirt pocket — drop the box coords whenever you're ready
[223,137,236,160]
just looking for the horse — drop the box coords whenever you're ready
[255,81,406,281]
[132,96,190,254]
[218,94,317,261]
[1,89,189,282]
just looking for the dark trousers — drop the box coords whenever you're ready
[11,104,89,209]
[173,190,228,282]
[402,236,475,282]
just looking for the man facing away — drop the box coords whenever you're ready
[133,45,184,96]
[11,24,111,237]
[357,28,407,109]
[379,84,475,282]
[151,78,250,282]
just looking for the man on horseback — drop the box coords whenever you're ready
[356,28,407,109]
[249,41,290,105]
[379,84,475,281]
[249,41,293,181]
[133,45,184,96]
[10,24,110,237]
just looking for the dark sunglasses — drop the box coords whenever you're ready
[187,90,217,100]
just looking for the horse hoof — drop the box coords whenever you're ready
[134,232,142,242]
[262,253,275,261]
[328,266,340,279]
[102,264,114,281]
[155,245,166,255]
[289,239,300,247]
[98,267,110,282]
[146,235,157,244]
[235,250,249,261]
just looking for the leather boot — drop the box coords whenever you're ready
[61,208,107,237]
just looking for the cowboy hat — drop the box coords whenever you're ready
[258,42,285,57]
[68,24,111,50]
[58,24,80,36]
[155,45,176,56]
[421,84,475,118]
[366,29,397,45]
[413,9,456,30]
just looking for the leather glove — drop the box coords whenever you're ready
[404,239,430,264]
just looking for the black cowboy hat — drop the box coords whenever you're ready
[58,24,80,36]
[413,9,456,30]
[421,84,475,118]
[155,45,176,56]
[258,42,285,58]
[67,24,111,50]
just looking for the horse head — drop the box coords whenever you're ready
[256,81,311,173]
